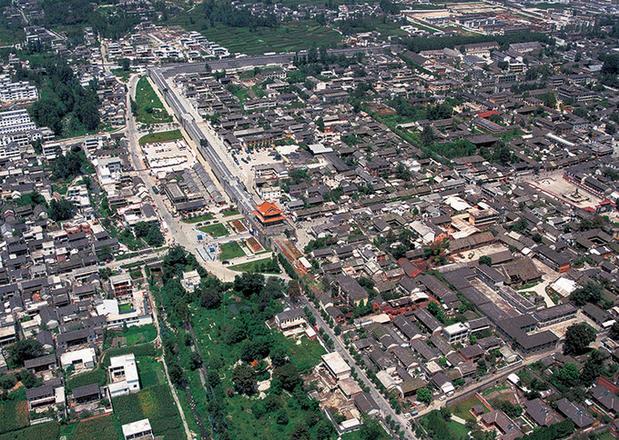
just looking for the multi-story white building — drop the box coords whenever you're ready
[0,75,38,104]
[442,322,470,344]
[107,353,140,398]
[0,109,53,149]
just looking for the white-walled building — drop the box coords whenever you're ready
[108,353,140,398]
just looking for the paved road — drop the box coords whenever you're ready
[149,69,259,227]
[125,74,237,281]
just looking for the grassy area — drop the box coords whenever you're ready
[139,129,183,145]
[449,395,485,422]
[102,343,161,368]
[222,208,240,217]
[227,84,251,104]
[111,68,130,82]
[182,213,214,223]
[137,357,166,388]
[66,368,107,393]
[134,76,172,124]
[0,422,59,440]
[229,257,281,274]
[112,324,158,347]
[112,384,184,439]
[420,411,469,440]
[341,428,390,440]
[219,241,246,261]
[71,415,119,440]
[191,294,327,440]
[172,20,341,55]
[199,223,229,238]
[481,384,509,396]
[278,336,325,374]
[0,399,29,434]
[119,303,134,314]
[531,2,572,9]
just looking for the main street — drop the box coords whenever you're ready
[125,74,238,281]
[149,68,260,227]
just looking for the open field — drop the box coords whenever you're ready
[448,395,486,422]
[137,357,167,388]
[139,129,183,145]
[199,222,229,238]
[420,410,470,440]
[219,241,246,261]
[66,368,107,392]
[134,77,172,124]
[0,422,59,440]
[71,415,119,440]
[182,213,214,223]
[173,21,341,55]
[0,399,29,434]
[105,324,157,349]
[113,384,184,439]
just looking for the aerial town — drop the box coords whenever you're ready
[0,0,617,439]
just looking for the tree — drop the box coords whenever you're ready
[232,363,257,395]
[200,287,222,309]
[273,363,301,392]
[189,352,203,370]
[315,117,324,131]
[224,321,247,345]
[269,345,288,367]
[290,423,310,440]
[417,387,432,404]
[358,417,387,440]
[240,336,272,362]
[421,125,435,147]
[510,217,528,233]
[17,370,42,389]
[287,280,302,303]
[276,410,289,425]
[569,281,602,306]
[134,221,164,247]
[48,198,76,221]
[8,339,44,366]
[233,273,265,297]
[609,321,619,341]
[315,420,334,439]
[168,362,186,387]
[0,375,16,390]
[580,349,606,386]
[120,58,130,71]
[564,323,596,355]
[395,162,411,181]
[555,363,580,387]
[542,92,557,108]
[427,302,446,324]
[479,256,492,266]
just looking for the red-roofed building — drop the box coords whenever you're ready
[478,110,500,119]
[254,201,285,226]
